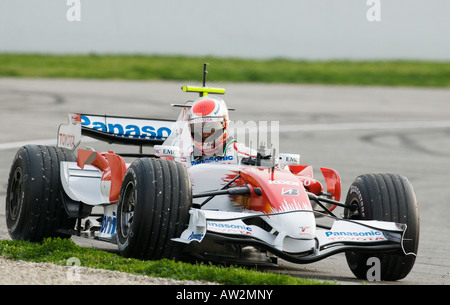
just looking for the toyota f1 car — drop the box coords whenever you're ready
[5,66,419,281]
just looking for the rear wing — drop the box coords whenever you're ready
[57,113,175,150]
[57,64,227,150]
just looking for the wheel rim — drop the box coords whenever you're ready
[345,200,361,219]
[120,180,136,238]
[8,167,24,221]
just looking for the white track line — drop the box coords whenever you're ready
[0,138,58,150]
[1,120,449,151]
[0,137,97,151]
[278,120,450,132]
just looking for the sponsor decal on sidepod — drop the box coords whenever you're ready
[100,211,116,235]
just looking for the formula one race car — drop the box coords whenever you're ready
[5,65,419,281]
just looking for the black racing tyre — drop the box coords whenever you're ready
[344,173,420,281]
[6,145,77,242]
[117,158,192,260]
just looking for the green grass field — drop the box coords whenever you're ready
[0,238,332,285]
[0,54,449,87]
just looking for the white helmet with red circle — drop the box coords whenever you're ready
[188,96,229,155]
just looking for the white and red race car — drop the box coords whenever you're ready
[5,68,419,281]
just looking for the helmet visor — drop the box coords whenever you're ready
[190,121,225,144]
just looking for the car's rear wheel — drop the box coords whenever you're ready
[6,145,77,242]
[117,158,192,260]
[344,173,420,281]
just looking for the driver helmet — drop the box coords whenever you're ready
[188,96,229,156]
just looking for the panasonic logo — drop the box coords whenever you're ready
[81,115,172,139]
[325,231,382,237]
[208,222,252,232]
[191,155,234,165]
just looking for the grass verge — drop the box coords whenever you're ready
[0,238,332,285]
[0,54,449,87]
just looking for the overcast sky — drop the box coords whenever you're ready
[0,0,449,60]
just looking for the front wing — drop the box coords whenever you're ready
[173,209,412,264]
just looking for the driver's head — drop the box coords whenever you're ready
[188,97,229,156]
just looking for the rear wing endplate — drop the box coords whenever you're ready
[57,113,175,150]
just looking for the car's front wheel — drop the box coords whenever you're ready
[344,173,420,281]
[6,145,77,242]
[117,158,192,260]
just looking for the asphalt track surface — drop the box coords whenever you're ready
[0,78,449,285]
